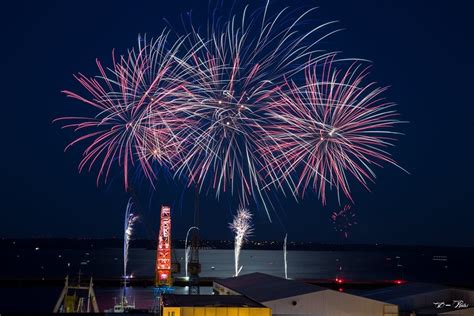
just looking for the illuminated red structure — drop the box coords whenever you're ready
[155,206,172,287]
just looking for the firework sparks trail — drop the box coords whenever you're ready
[184,226,199,278]
[262,55,406,204]
[229,207,254,276]
[331,204,357,239]
[124,198,139,278]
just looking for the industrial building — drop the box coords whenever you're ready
[213,273,398,316]
[161,294,271,316]
[361,282,474,315]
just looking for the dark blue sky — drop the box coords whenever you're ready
[1,1,473,246]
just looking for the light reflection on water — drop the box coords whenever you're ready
[3,248,412,280]
[3,248,470,289]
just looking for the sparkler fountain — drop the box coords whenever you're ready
[184,226,199,278]
[229,208,253,277]
[106,199,138,313]
[124,199,138,280]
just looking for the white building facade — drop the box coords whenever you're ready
[214,273,398,316]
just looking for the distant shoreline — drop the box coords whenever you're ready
[1,238,472,252]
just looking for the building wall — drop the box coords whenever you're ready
[389,288,474,312]
[263,290,398,316]
[389,289,452,312]
[162,306,271,316]
[163,307,181,316]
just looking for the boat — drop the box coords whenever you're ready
[104,284,136,313]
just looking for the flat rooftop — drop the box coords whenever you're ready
[162,294,266,308]
[360,282,448,302]
[214,272,326,302]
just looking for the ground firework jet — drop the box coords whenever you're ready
[124,199,138,279]
[155,206,172,287]
[187,187,201,294]
[230,207,253,276]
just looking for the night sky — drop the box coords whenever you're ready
[1,0,473,246]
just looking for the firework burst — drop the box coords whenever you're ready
[56,33,193,189]
[262,55,405,203]
[57,2,406,219]
[173,1,339,215]
[331,204,357,239]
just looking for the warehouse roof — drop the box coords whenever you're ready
[161,294,265,308]
[214,272,326,302]
[361,282,448,302]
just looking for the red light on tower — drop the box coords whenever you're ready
[155,206,172,287]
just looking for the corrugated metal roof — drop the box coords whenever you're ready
[162,294,265,307]
[361,282,448,302]
[214,272,326,302]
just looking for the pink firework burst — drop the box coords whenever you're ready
[262,55,405,203]
[55,3,407,219]
[56,34,193,188]
[172,2,338,215]
[331,204,357,239]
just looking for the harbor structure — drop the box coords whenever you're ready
[156,206,172,287]
[53,276,99,313]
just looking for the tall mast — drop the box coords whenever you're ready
[188,186,201,294]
